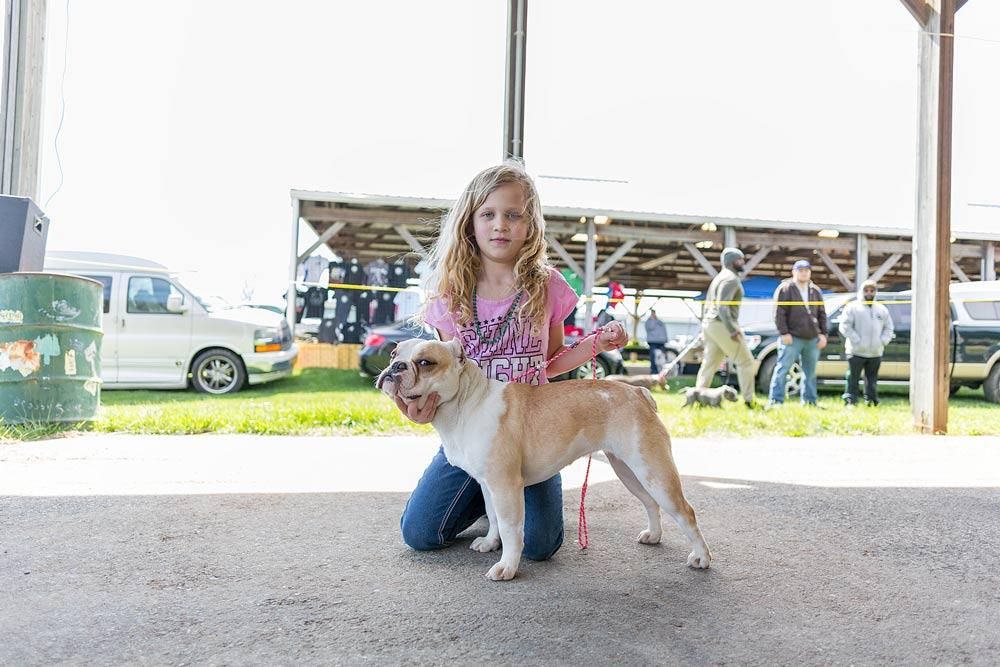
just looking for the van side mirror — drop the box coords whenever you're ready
[167,293,188,313]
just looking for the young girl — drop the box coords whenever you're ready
[397,162,627,561]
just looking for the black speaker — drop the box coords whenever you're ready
[0,196,48,273]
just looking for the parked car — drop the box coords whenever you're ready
[44,251,297,394]
[739,282,1000,403]
[358,319,626,381]
[235,303,287,316]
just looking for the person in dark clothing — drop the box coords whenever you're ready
[644,310,669,373]
[767,259,828,407]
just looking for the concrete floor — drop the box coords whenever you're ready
[2,433,999,665]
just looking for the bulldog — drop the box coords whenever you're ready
[604,371,669,390]
[377,338,712,581]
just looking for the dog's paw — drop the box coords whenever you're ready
[486,561,518,581]
[686,550,711,569]
[470,535,501,553]
[637,529,661,545]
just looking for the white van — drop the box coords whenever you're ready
[44,251,297,394]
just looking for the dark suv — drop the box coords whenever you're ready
[741,281,1000,403]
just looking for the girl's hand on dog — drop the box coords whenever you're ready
[597,322,627,352]
[395,392,440,423]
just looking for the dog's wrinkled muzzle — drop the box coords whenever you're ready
[376,360,411,396]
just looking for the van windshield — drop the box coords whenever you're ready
[192,293,232,312]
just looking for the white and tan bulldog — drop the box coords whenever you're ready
[377,338,712,581]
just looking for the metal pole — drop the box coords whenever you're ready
[583,217,596,333]
[723,226,736,249]
[502,0,527,162]
[982,242,996,281]
[286,198,301,338]
[855,233,869,286]
[1,0,47,199]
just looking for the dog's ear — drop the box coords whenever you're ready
[447,338,466,363]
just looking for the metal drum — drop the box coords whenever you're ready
[0,272,104,424]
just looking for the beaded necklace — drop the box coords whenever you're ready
[472,285,523,347]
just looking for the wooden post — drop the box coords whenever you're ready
[906,0,957,434]
[723,226,736,249]
[503,0,527,162]
[286,198,301,337]
[1,0,47,199]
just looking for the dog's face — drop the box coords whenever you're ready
[721,385,739,401]
[376,338,466,408]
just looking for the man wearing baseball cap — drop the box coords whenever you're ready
[767,258,828,407]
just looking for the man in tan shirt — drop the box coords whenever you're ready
[695,247,757,406]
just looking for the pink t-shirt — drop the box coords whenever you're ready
[424,267,580,385]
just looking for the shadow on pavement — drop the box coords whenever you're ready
[2,477,999,665]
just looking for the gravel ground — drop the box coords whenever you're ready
[2,434,999,665]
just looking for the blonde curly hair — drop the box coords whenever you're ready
[418,162,550,335]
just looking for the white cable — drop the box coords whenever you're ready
[43,0,71,210]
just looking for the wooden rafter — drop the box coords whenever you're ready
[595,240,639,280]
[817,250,855,291]
[683,243,719,277]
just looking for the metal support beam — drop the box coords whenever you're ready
[394,225,427,257]
[583,218,597,333]
[545,234,583,277]
[950,260,970,282]
[1,0,47,199]
[817,250,855,291]
[683,243,719,278]
[723,226,736,249]
[286,198,301,337]
[595,239,638,280]
[740,245,772,278]
[909,0,956,434]
[503,0,527,162]
[982,242,996,281]
[870,253,904,284]
[298,222,345,263]
[855,234,869,286]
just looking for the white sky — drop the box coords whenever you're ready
[31,1,1000,305]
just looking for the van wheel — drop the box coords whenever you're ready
[756,355,776,395]
[575,357,611,380]
[756,353,802,397]
[191,349,246,395]
[984,364,1000,404]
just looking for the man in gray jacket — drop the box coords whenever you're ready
[838,279,894,406]
[695,247,756,406]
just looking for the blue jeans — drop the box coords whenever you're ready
[648,343,666,374]
[768,336,820,404]
[400,446,564,561]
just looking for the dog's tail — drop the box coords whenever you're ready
[639,386,658,413]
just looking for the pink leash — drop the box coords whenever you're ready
[510,326,607,549]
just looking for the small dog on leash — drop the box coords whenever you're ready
[604,371,668,390]
[377,338,712,581]
[681,385,738,408]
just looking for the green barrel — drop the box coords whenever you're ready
[0,272,104,424]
